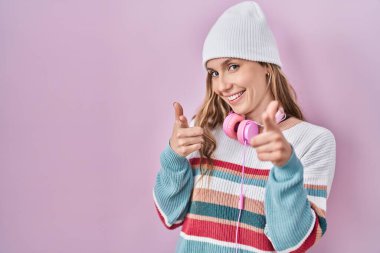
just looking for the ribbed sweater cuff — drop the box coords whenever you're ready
[271,145,303,181]
[160,141,189,172]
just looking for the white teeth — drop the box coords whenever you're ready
[228,91,244,101]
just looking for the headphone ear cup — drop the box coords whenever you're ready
[275,107,285,123]
[223,113,244,139]
[237,120,259,145]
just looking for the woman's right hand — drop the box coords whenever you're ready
[169,102,204,157]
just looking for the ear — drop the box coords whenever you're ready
[264,66,272,79]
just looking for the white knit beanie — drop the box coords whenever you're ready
[202,1,282,69]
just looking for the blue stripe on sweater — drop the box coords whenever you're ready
[189,201,266,229]
[305,188,327,198]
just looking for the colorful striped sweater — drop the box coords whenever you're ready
[153,117,336,252]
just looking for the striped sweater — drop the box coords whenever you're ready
[153,118,336,252]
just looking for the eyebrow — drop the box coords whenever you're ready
[206,58,234,71]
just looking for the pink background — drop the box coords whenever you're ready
[1,0,379,252]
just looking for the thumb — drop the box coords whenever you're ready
[173,102,189,128]
[179,115,189,128]
[263,101,279,132]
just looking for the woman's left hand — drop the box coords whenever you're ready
[250,100,292,167]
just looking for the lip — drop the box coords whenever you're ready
[228,91,245,105]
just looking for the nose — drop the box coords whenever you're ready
[215,74,233,94]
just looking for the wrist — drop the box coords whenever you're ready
[272,145,303,181]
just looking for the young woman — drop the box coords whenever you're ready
[153,1,336,252]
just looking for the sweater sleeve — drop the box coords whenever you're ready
[264,129,336,252]
[153,141,194,229]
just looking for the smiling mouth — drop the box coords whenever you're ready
[227,91,245,101]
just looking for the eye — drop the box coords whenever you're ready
[228,64,239,71]
[209,71,218,78]
[208,64,239,78]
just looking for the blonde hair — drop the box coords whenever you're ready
[191,62,306,184]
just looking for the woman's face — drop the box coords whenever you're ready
[206,57,272,120]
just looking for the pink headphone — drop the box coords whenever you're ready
[222,107,286,145]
